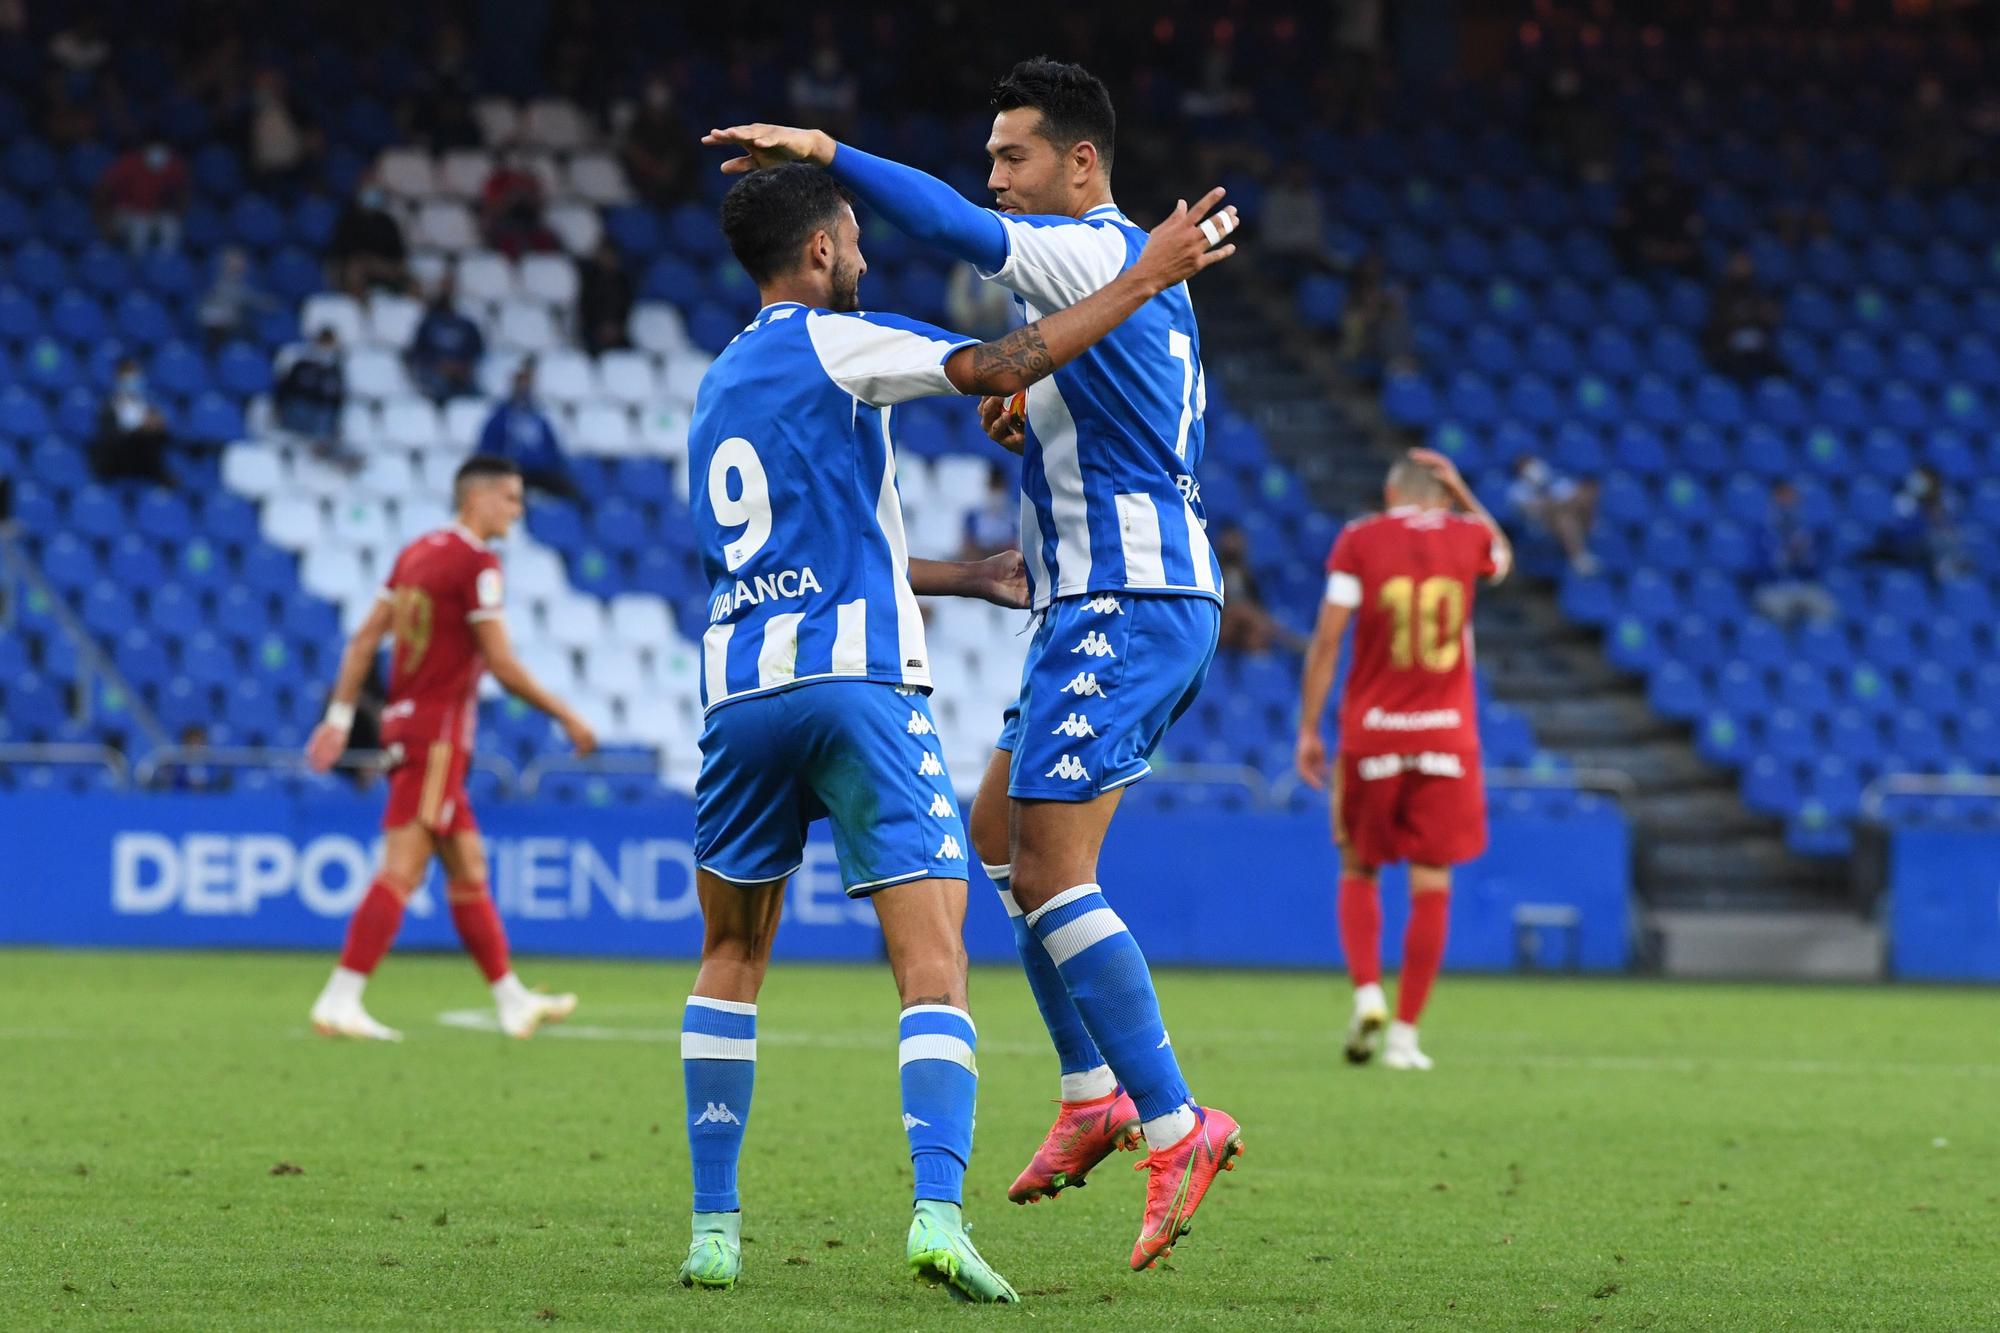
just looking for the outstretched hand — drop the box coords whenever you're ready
[979,394,1026,453]
[701,123,835,174]
[1131,187,1240,293]
[970,550,1029,610]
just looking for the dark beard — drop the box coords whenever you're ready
[829,260,861,312]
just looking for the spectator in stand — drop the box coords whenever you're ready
[327,173,412,298]
[480,148,557,258]
[946,262,1016,340]
[1877,467,1971,582]
[91,356,172,484]
[578,241,634,356]
[1614,147,1704,275]
[404,272,485,402]
[1507,453,1599,574]
[619,75,696,208]
[1897,75,1966,189]
[273,327,355,468]
[478,359,581,501]
[1531,64,1616,181]
[959,464,1019,559]
[788,42,858,141]
[1214,525,1303,655]
[197,247,277,349]
[1262,162,1337,281]
[1703,250,1787,382]
[1340,255,1416,380]
[404,23,482,152]
[242,65,321,190]
[1754,481,1837,627]
[95,138,190,253]
[168,724,231,793]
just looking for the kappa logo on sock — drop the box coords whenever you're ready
[936,835,965,861]
[1157,1032,1172,1049]
[902,1113,930,1130]
[1044,754,1090,782]
[1052,711,1098,738]
[905,711,935,736]
[927,793,953,818]
[1072,630,1116,658]
[693,1101,741,1126]
[917,753,944,777]
[1084,595,1124,615]
[1060,672,1105,698]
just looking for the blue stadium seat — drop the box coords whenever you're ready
[148,582,201,637]
[1696,711,1750,767]
[68,485,125,541]
[1742,755,1801,815]
[1295,275,1344,330]
[139,250,198,301]
[115,291,173,346]
[179,630,236,690]
[107,532,166,586]
[6,672,69,739]
[81,580,134,638]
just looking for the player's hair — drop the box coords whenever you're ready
[991,57,1116,174]
[1386,457,1447,505]
[719,163,853,285]
[453,454,520,506]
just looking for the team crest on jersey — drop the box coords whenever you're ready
[935,835,964,861]
[1060,672,1105,697]
[906,711,935,736]
[1052,712,1099,738]
[927,793,952,817]
[1044,754,1090,781]
[1072,631,1116,658]
[918,753,944,777]
[1084,595,1124,615]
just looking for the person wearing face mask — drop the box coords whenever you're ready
[92,357,173,484]
[95,139,190,254]
[1507,453,1599,574]
[328,172,413,299]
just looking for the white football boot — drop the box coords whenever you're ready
[1381,1020,1434,1071]
[496,978,577,1039]
[1343,982,1389,1065]
[310,968,403,1041]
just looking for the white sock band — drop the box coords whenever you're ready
[1141,1105,1198,1152]
[1061,1066,1117,1102]
[1022,882,1101,929]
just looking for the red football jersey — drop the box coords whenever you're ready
[1325,506,1504,757]
[377,526,503,749]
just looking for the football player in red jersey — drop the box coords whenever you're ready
[304,455,598,1040]
[1295,450,1512,1070]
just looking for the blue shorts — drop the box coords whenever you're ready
[696,681,970,896]
[1002,593,1220,802]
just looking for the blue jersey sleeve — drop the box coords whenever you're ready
[827,144,1009,274]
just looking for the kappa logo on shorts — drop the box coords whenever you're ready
[1044,754,1091,782]
[935,835,964,861]
[927,793,953,818]
[1060,672,1105,697]
[693,1102,742,1126]
[905,711,935,736]
[1084,595,1124,615]
[1052,712,1099,738]
[1072,630,1116,658]
[917,753,945,778]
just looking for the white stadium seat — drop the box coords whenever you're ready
[407,249,452,296]
[380,397,446,451]
[287,455,350,500]
[597,349,657,406]
[636,405,690,464]
[608,594,672,648]
[519,253,579,308]
[328,497,395,550]
[338,400,380,446]
[473,100,519,149]
[586,644,649,697]
[221,444,285,498]
[456,250,516,304]
[508,544,568,601]
[377,148,436,200]
[571,401,637,455]
[415,200,478,252]
[260,495,325,551]
[413,450,461,497]
[662,355,708,409]
[543,598,606,649]
[437,148,493,200]
[476,350,523,399]
[300,293,365,347]
[564,151,630,205]
[523,99,592,152]
[445,398,489,447]
[629,302,691,355]
[495,299,560,353]
[301,544,371,603]
[355,452,416,500]
[393,501,452,545]
[345,347,409,400]
[535,349,596,407]
[546,201,603,256]
[366,293,424,348]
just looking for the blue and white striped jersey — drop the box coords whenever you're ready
[687,301,975,712]
[984,206,1223,610]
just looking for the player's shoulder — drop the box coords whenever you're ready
[1336,510,1404,543]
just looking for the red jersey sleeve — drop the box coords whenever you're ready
[465,550,504,624]
[1459,515,1508,583]
[1324,525,1365,608]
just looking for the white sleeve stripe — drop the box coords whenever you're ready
[1326,571,1363,607]
[1489,539,1513,584]
[465,609,504,623]
[805,311,972,406]
[987,217,1131,310]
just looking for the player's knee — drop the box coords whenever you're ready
[1339,850,1380,882]
[444,879,488,905]
[1409,864,1453,896]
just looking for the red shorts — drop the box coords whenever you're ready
[1335,750,1486,868]
[381,738,478,835]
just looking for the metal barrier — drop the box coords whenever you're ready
[130,745,522,792]
[519,750,664,795]
[1266,764,1636,810]
[1859,773,2000,820]
[0,742,130,784]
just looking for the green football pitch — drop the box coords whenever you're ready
[6,950,1996,1330]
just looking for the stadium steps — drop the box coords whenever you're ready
[1208,267,1860,930]
[1645,909,1883,981]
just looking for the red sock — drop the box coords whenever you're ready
[1337,876,1382,987]
[1397,891,1451,1024]
[338,877,409,974]
[448,881,511,983]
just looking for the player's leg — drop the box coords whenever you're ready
[678,868,785,1291]
[973,729,1133,1204]
[1332,755,1389,1063]
[1385,762,1484,1071]
[309,821,432,1041]
[434,829,575,1039]
[1384,864,1450,1072]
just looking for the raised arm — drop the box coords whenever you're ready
[471,617,598,756]
[305,598,393,771]
[703,125,1008,272]
[1294,600,1353,792]
[1410,448,1513,583]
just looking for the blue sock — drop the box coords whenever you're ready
[682,996,756,1213]
[990,865,1111,1098]
[1028,884,1192,1125]
[898,1005,978,1205]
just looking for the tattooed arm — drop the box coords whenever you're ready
[942,188,1239,397]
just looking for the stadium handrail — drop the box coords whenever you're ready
[131,745,522,792]
[1145,762,1271,804]
[0,742,131,784]
[1,522,171,749]
[1858,773,2000,821]
[518,749,666,795]
[1266,765,1637,810]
